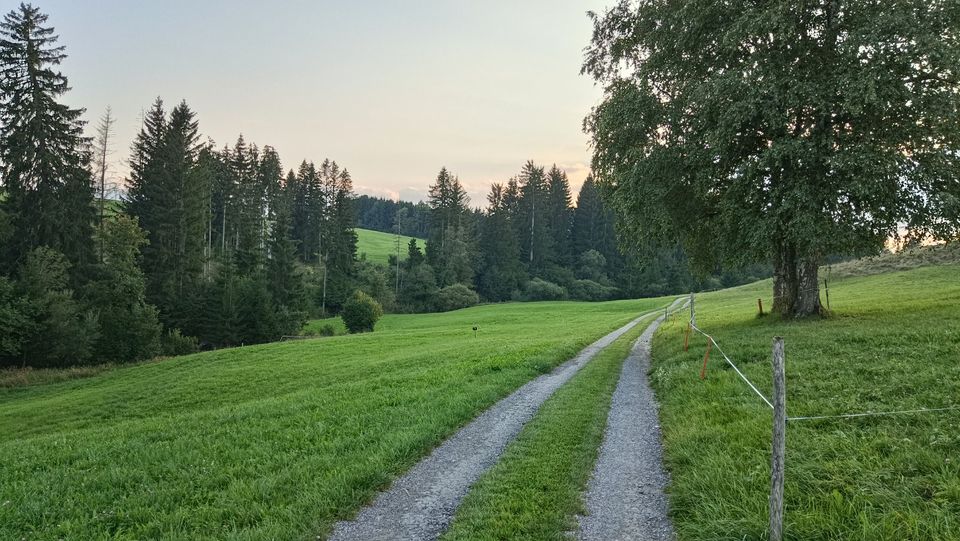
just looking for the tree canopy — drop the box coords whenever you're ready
[584,0,960,317]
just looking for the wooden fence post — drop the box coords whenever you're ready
[823,278,830,311]
[770,337,786,541]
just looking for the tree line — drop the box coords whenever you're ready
[0,3,767,369]
[355,195,430,239]
[0,4,360,367]
[383,162,770,315]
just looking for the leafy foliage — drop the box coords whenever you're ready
[517,278,567,302]
[341,290,383,333]
[83,215,161,362]
[584,0,960,316]
[13,247,98,367]
[435,284,480,312]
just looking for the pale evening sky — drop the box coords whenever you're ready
[39,0,610,206]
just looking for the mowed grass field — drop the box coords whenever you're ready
[0,297,670,539]
[355,228,422,265]
[651,265,960,540]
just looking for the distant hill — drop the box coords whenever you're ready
[828,242,960,279]
[356,228,423,266]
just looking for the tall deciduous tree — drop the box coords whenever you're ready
[584,0,960,317]
[0,4,95,279]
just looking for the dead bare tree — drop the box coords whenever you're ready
[92,106,115,261]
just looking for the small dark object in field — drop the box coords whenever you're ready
[472,325,479,338]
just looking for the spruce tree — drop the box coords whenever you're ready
[320,163,358,312]
[165,101,205,300]
[426,167,471,284]
[545,165,573,264]
[0,4,95,279]
[266,204,305,335]
[517,161,551,274]
[127,99,206,327]
[83,215,162,362]
[477,183,525,301]
[571,176,619,275]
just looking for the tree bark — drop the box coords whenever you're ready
[772,240,822,318]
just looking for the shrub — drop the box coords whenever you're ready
[161,329,199,357]
[569,279,619,301]
[317,323,337,337]
[435,283,479,312]
[16,247,98,367]
[341,290,383,333]
[517,278,568,301]
[576,250,608,282]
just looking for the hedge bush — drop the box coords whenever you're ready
[341,290,384,333]
[435,284,480,312]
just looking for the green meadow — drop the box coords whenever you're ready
[355,228,422,265]
[0,297,667,540]
[652,265,960,540]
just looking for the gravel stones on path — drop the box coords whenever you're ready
[329,311,659,541]
[577,299,683,541]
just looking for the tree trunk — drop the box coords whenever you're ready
[771,241,822,318]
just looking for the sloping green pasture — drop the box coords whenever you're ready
[652,265,960,540]
[0,297,667,539]
[355,228,421,265]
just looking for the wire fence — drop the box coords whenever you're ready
[689,323,774,409]
[668,292,959,539]
[673,295,958,423]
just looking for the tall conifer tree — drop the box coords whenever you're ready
[0,4,95,278]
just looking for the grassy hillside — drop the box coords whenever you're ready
[828,242,960,279]
[0,297,670,539]
[356,228,422,265]
[652,265,960,540]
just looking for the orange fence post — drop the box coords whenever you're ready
[700,339,713,380]
[684,323,691,351]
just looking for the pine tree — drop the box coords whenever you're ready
[571,175,620,278]
[320,163,358,312]
[230,135,262,273]
[0,4,95,279]
[165,101,205,299]
[426,167,471,285]
[517,161,550,274]
[476,183,525,301]
[267,203,305,335]
[545,165,573,265]
[83,215,162,362]
[127,99,206,326]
